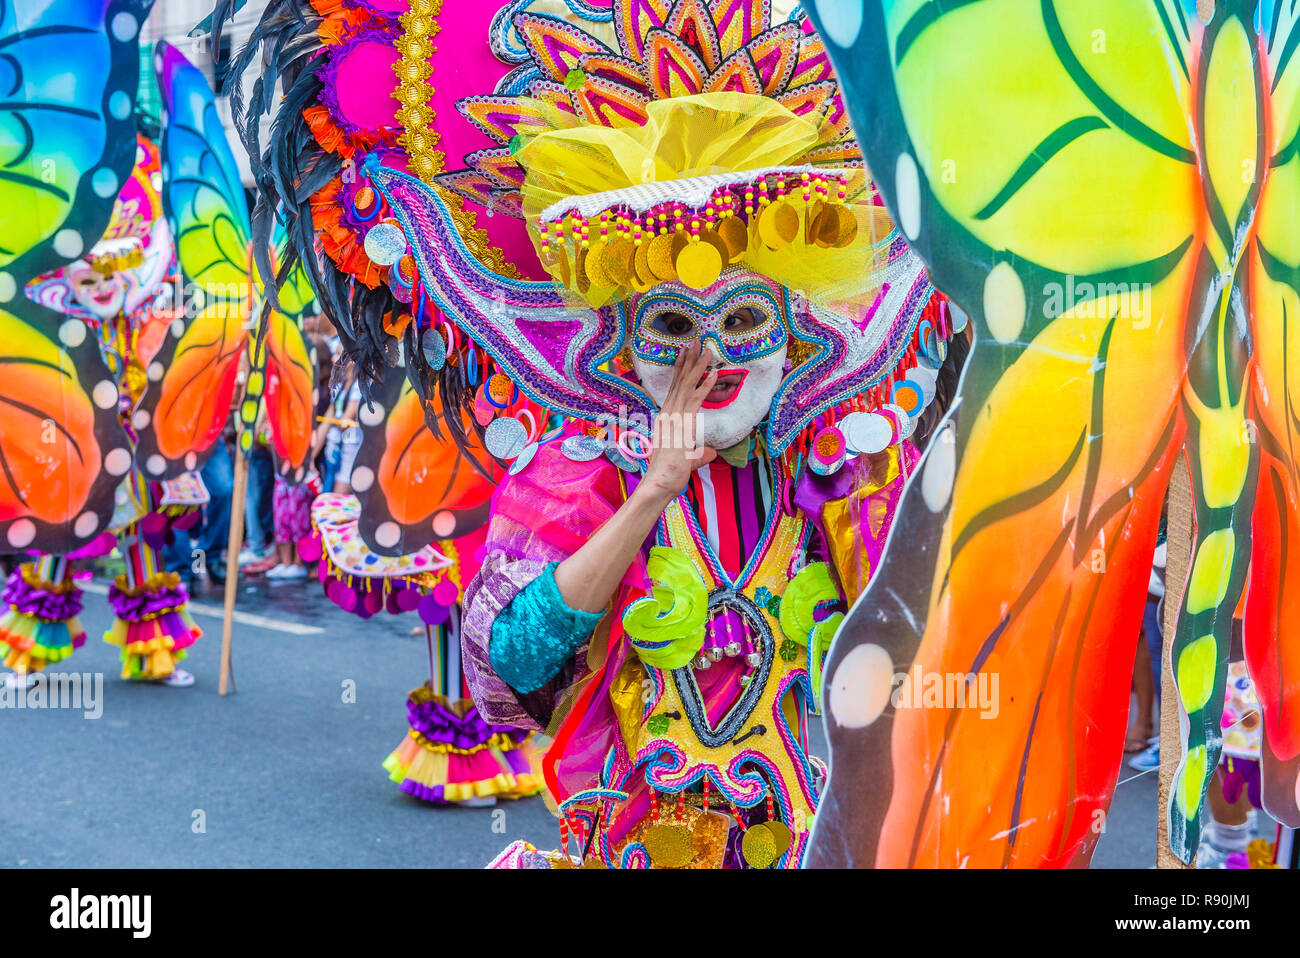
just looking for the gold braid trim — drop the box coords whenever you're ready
[112,571,184,597]
[787,336,816,367]
[19,564,79,595]
[91,248,144,276]
[394,0,441,183]
[408,728,524,756]
[439,187,522,280]
[393,0,520,280]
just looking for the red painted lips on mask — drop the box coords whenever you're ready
[700,367,748,409]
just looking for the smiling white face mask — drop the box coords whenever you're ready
[627,271,790,451]
[68,264,128,322]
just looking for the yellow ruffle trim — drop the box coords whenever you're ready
[384,735,544,801]
[117,647,185,681]
[3,647,42,674]
[1,643,78,674]
[112,570,184,597]
[104,627,198,680]
[0,615,86,673]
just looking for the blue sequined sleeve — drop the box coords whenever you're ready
[488,562,605,695]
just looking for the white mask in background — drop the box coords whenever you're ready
[67,263,128,322]
[627,270,790,451]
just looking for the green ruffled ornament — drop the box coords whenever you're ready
[622,547,707,670]
[777,563,844,707]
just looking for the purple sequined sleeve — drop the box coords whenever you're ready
[461,553,588,731]
[460,433,636,730]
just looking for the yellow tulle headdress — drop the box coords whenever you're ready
[435,2,895,308]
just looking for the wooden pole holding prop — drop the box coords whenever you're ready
[218,437,249,696]
[1157,455,1195,868]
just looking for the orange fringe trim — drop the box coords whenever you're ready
[311,179,386,288]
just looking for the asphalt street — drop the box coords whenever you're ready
[0,572,1155,868]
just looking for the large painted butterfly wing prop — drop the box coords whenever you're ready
[803,0,1291,866]
[0,0,153,554]
[132,40,252,481]
[1242,0,1300,836]
[0,298,138,555]
[255,223,318,479]
[348,350,515,558]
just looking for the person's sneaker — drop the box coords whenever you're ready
[264,563,290,579]
[159,669,195,688]
[456,795,498,808]
[238,547,270,568]
[277,564,308,580]
[2,670,35,689]
[1128,736,1160,772]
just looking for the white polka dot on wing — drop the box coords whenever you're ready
[921,422,957,513]
[53,230,83,259]
[895,153,922,241]
[350,465,374,492]
[92,381,118,410]
[74,511,100,539]
[829,643,895,728]
[93,166,120,196]
[984,261,1026,344]
[432,511,456,537]
[111,12,138,41]
[59,319,87,347]
[6,518,35,549]
[105,448,133,475]
[813,0,864,46]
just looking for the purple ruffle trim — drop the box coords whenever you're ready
[2,570,83,621]
[316,23,401,139]
[407,696,527,751]
[107,580,189,623]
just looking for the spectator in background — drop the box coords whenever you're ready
[1127,520,1167,773]
[307,314,336,482]
[239,426,276,570]
[265,469,318,580]
[192,415,236,585]
[316,362,362,495]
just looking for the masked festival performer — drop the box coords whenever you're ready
[302,352,545,807]
[221,0,958,866]
[2,135,207,687]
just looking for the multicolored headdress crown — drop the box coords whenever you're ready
[222,0,948,465]
[421,5,887,307]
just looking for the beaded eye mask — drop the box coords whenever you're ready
[626,274,790,367]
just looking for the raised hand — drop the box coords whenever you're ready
[640,339,718,508]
